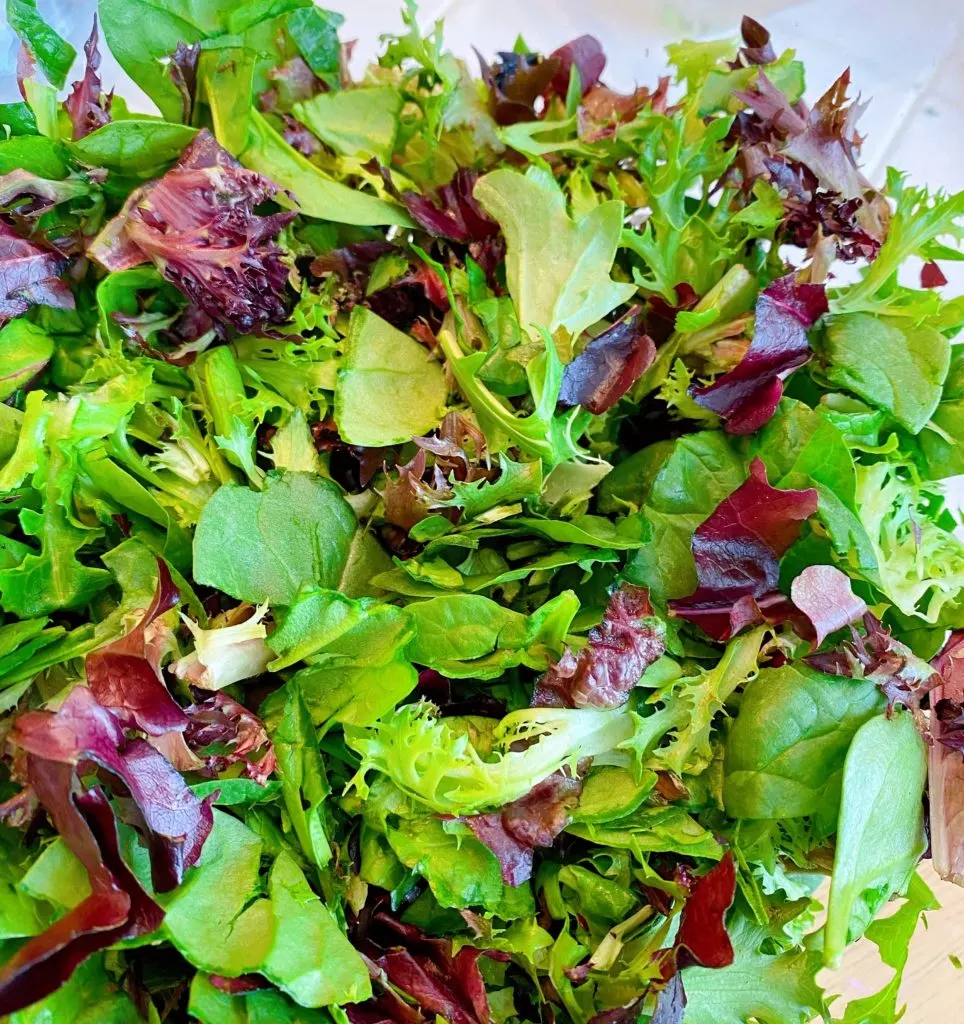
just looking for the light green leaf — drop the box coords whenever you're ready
[262,852,371,1006]
[334,307,447,446]
[294,86,402,164]
[824,712,927,966]
[474,165,635,341]
[241,108,413,226]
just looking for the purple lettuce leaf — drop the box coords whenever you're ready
[0,763,162,1016]
[691,275,827,434]
[558,309,657,415]
[399,170,499,244]
[11,686,213,892]
[806,612,939,713]
[85,559,186,737]
[929,632,964,885]
[548,35,606,98]
[64,17,111,141]
[88,130,295,332]
[669,458,818,640]
[0,222,73,324]
[534,583,665,708]
[476,49,560,125]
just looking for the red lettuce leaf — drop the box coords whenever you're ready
[806,612,939,712]
[88,130,295,332]
[369,915,495,1024]
[921,260,948,289]
[548,36,606,98]
[169,41,200,124]
[456,771,583,885]
[477,49,560,125]
[691,275,827,434]
[534,584,665,708]
[11,687,212,892]
[737,16,777,65]
[184,692,276,785]
[64,17,111,141]
[399,170,499,244]
[788,564,867,646]
[0,762,162,1016]
[669,458,817,640]
[0,222,73,324]
[558,309,657,414]
[675,853,736,969]
[85,559,186,737]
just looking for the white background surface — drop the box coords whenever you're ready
[4,2,964,1019]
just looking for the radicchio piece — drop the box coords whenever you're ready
[85,558,186,736]
[457,771,583,885]
[398,170,499,244]
[0,222,73,324]
[184,692,276,785]
[477,49,560,126]
[929,632,964,885]
[806,612,939,713]
[534,584,665,708]
[88,130,295,332]
[64,17,111,140]
[668,458,817,641]
[11,686,213,892]
[789,564,867,647]
[691,275,827,434]
[558,308,656,414]
[548,35,606,98]
[0,763,163,1016]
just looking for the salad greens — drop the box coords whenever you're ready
[0,3,963,1023]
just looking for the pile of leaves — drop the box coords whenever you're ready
[0,1,962,1021]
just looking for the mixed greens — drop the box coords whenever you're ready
[1,1,964,1021]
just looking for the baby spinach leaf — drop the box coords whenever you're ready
[161,810,275,975]
[7,0,75,88]
[199,45,256,156]
[193,472,356,606]
[623,431,746,602]
[824,711,927,966]
[71,120,199,173]
[405,590,578,677]
[820,312,950,434]
[287,6,343,87]
[334,307,447,446]
[723,663,885,820]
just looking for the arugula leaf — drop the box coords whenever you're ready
[193,472,357,606]
[335,307,447,445]
[474,165,635,344]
